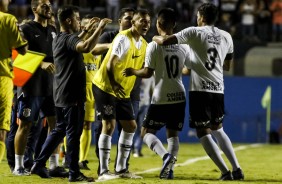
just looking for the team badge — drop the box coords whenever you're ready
[178,123,183,129]
[22,108,31,117]
[103,105,113,115]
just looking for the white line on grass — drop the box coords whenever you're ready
[135,143,263,174]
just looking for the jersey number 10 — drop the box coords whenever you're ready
[165,55,179,79]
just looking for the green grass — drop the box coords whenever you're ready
[1,143,282,183]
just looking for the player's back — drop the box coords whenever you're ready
[175,26,233,93]
[145,41,190,104]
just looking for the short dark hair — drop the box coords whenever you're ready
[132,9,150,20]
[31,0,40,9]
[198,3,218,25]
[118,7,136,19]
[157,8,176,30]
[57,5,79,24]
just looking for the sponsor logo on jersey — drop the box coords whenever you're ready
[132,55,140,59]
[85,63,98,71]
[201,81,222,91]
[167,92,185,102]
[207,34,221,44]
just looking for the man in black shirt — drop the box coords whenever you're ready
[31,6,111,182]
[12,0,64,176]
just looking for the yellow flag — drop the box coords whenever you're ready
[261,86,271,108]
[13,50,46,86]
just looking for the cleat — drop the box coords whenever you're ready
[115,169,143,179]
[98,170,120,181]
[12,167,31,176]
[79,160,90,170]
[219,170,233,180]
[49,166,68,178]
[160,153,177,179]
[232,168,244,180]
[69,172,94,182]
[31,164,51,178]
[167,170,174,179]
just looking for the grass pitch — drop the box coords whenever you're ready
[1,143,282,184]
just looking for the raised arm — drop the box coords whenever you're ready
[76,18,112,53]
[152,34,178,45]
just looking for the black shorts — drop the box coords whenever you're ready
[143,102,186,131]
[92,84,135,121]
[18,95,55,121]
[189,91,224,128]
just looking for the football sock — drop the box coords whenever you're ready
[49,153,59,170]
[167,136,179,170]
[98,133,111,174]
[15,154,24,170]
[143,133,167,159]
[200,134,229,174]
[115,130,134,172]
[212,127,240,171]
[167,136,179,157]
[79,128,91,162]
[0,141,5,163]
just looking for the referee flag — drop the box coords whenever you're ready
[13,50,46,86]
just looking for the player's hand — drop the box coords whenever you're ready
[41,61,55,74]
[85,17,100,33]
[123,68,135,77]
[97,18,112,30]
[111,80,125,99]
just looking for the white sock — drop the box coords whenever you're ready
[49,154,59,170]
[212,127,240,171]
[115,130,134,172]
[143,133,167,159]
[98,133,112,174]
[15,154,24,170]
[200,134,229,174]
[167,136,179,170]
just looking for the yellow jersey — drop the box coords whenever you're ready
[93,29,147,98]
[0,12,27,78]
[83,52,102,83]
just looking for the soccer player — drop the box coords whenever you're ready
[0,0,27,164]
[93,7,142,177]
[30,6,111,182]
[13,0,68,176]
[123,8,190,179]
[92,9,151,181]
[153,3,244,180]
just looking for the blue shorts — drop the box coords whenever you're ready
[18,95,55,121]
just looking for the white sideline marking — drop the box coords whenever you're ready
[135,143,263,174]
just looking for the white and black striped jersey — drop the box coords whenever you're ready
[174,26,233,94]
